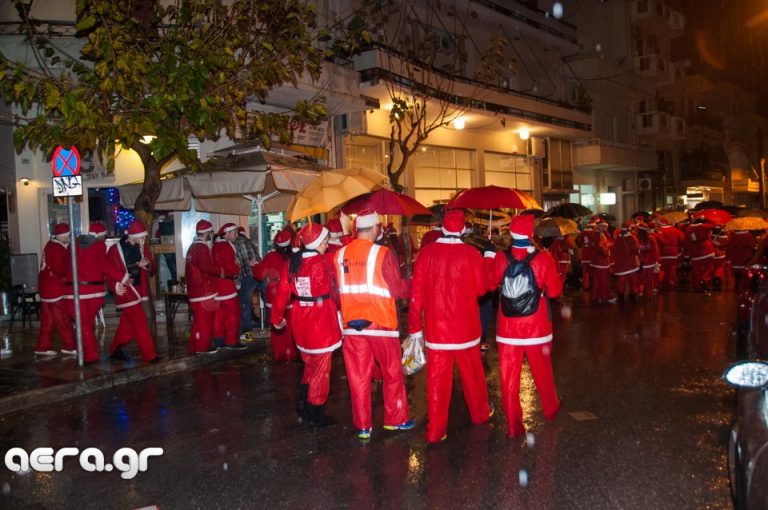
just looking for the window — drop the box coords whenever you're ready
[542,139,573,191]
[485,152,533,192]
[413,146,474,206]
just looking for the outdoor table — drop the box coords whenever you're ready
[164,291,189,326]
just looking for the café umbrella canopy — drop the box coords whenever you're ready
[725,217,768,232]
[543,202,592,219]
[286,167,389,221]
[341,188,431,216]
[534,216,580,238]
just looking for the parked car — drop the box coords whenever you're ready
[723,288,768,510]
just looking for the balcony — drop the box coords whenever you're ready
[631,0,685,39]
[634,54,670,81]
[637,111,672,138]
[572,138,657,173]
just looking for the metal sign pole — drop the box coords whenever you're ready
[68,196,84,367]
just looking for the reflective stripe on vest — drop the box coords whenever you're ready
[337,244,391,298]
[336,241,397,329]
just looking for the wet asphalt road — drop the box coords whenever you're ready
[0,287,737,509]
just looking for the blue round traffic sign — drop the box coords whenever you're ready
[52,146,81,177]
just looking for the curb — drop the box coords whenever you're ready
[0,344,267,418]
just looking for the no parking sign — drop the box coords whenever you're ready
[51,145,82,197]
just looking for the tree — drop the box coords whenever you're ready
[354,0,508,191]
[0,0,354,227]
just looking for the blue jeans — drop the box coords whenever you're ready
[238,275,259,334]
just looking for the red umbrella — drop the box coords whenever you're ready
[447,185,541,210]
[691,209,733,225]
[341,188,431,216]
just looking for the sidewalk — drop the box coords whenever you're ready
[0,300,269,417]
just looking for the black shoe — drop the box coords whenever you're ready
[110,347,128,361]
[296,384,309,421]
[308,404,336,430]
[145,356,160,364]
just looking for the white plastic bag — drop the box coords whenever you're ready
[402,333,426,375]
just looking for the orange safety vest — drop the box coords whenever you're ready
[336,239,398,332]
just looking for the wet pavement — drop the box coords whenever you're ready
[0,286,738,509]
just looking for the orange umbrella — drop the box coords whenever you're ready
[447,185,541,210]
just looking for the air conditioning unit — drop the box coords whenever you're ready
[341,111,368,135]
[638,177,652,191]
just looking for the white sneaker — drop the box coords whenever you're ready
[34,350,57,356]
[61,349,77,356]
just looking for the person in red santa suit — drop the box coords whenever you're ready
[574,222,596,291]
[407,209,494,444]
[64,222,131,364]
[549,235,572,286]
[637,223,661,299]
[420,226,442,249]
[710,225,728,291]
[587,222,614,303]
[106,220,158,362]
[34,223,76,356]
[271,223,342,430]
[185,220,222,355]
[335,210,414,441]
[325,218,347,257]
[212,223,249,350]
[488,214,566,438]
[656,218,685,290]
[611,223,641,303]
[685,220,715,291]
[253,229,297,362]
[726,229,757,291]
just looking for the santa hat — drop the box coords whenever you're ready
[441,209,465,236]
[53,223,70,236]
[196,220,213,234]
[509,214,534,239]
[127,220,148,239]
[89,222,107,237]
[217,222,239,236]
[620,222,631,232]
[274,230,292,247]
[637,222,650,231]
[356,210,380,229]
[299,223,329,250]
[326,218,343,238]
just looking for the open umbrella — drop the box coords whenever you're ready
[597,212,617,222]
[691,209,733,225]
[725,217,768,232]
[286,167,388,221]
[341,188,430,216]
[521,208,545,218]
[535,217,579,238]
[543,202,592,219]
[467,209,512,228]
[410,204,445,226]
[447,185,541,210]
[659,211,688,225]
[632,211,651,221]
[693,200,724,210]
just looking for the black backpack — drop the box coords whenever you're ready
[500,250,541,317]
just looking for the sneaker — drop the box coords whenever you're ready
[222,343,248,351]
[61,349,77,356]
[383,418,416,431]
[195,347,220,355]
[34,350,57,356]
[356,428,371,440]
[109,347,129,361]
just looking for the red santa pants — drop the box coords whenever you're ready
[660,257,678,287]
[189,298,218,353]
[110,304,157,361]
[65,298,103,363]
[425,346,491,443]
[691,257,713,290]
[498,341,560,438]
[342,333,410,430]
[300,350,333,406]
[639,268,657,298]
[615,272,638,297]
[271,308,297,362]
[590,267,613,301]
[36,300,75,352]
[213,296,240,345]
[580,261,591,290]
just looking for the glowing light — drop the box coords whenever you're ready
[453,118,465,130]
[18,177,30,186]
[518,129,530,141]
[599,192,616,205]
[552,2,563,19]
[141,135,156,144]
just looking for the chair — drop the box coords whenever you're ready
[8,284,41,330]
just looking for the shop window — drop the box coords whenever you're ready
[413,146,474,206]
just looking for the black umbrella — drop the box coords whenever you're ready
[693,200,724,210]
[410,204,445,226]
[543,202,592,219]
[521,208,545,218]
[598,212,617,222]
[632,211,651,221]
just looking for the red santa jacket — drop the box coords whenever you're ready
[271,252,341,353]
[185,239,220,302]
[65,236,128,303]
[107,240,154,309]
[420,229,442,250]
[726,231,756,270]
[684,224,715,260]
[39,239,69,302]
[212,238,240,301]
[611,233,640,276]
[408,237,491,349]
[638,234,660,269]
[548,237,571,277]
[489,246,563,346]
[657,225,685,260]
[253,250,289,307]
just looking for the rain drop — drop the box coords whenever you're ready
[518,469,529,487]
[552,2,564,19]
[2,482,10,496]
[223,462,229,471]
[595,43,602,52]
[526,432,535,448]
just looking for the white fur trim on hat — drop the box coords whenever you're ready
[356,212,380,229]
[304,226,329,250]
[441,226,462,236]
[511,232,528,240]
[329,231,343,238]
[128,230,147,239]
